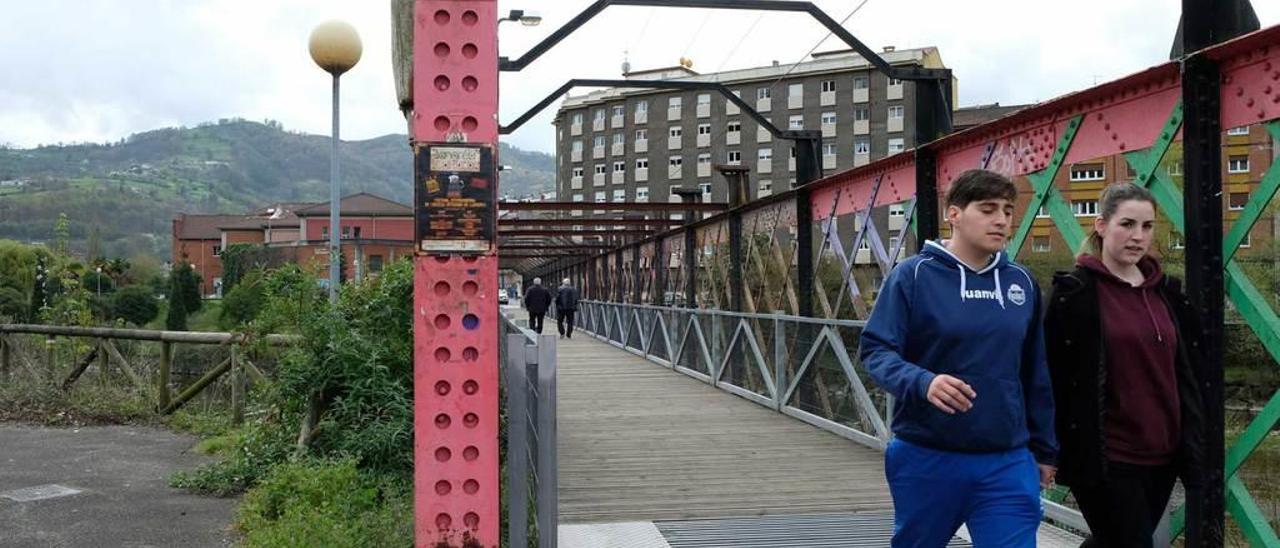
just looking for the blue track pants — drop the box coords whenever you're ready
[885,438,1042,547]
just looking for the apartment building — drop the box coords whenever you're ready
[552,46,950,214]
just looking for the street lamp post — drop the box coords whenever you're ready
[309,20,363,303]
[95,266,102,298]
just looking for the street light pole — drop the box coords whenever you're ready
[309,21,363,303]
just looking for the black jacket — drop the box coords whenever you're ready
[555,285,580,311]
[1044,266,1206,488]
[524,285,552,315]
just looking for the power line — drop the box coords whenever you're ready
[715,13,767,74]
[682,10,715,59]
[762,0,871,96]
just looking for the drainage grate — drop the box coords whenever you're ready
[655,512,972,548]
[0,484,83,503]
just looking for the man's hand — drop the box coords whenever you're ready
[926,374,975,414]
[1038,464,1057,489]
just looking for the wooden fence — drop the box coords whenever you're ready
[0,324,296,423]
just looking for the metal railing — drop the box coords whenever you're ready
[500,313,557,548]
[574,299,1089,533]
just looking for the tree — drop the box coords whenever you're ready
[112,285,158,326]
[54,213,70,255]
[0,286,25,320]
[166,271,188,331]
[86,226,102,262]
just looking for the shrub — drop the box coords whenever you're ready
[111,285,159,326]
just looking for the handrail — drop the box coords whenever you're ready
[579,300,867,328]
[0,324,297,346]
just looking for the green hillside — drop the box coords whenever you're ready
[0,119,556,259]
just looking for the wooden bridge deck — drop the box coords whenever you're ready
[555,331,892,524]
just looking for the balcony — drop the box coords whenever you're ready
[593,117,605,132]
[756,97,771,112]
[726,100,740,115]
[758,159,773,174]
[571,149,583,162]
[888,117,904,133]
[854,120,869,135]
[820,90,836,107]
[635,110,648,124]
[611,114,625,128]
[612,143,625,156]
[697,133,711,148]
[636,168,648,182]
[853,88,869,104]
[696,103,711,118]
[822,122,837,138]
[593,145,605,159]
[854,153,870,167]
[668,165,683,179]
[697,161,711,178]
[571,176,583,189]
[823,155,837,170]
[757,127,771,143]
[635,139,648,153]
[593,173,606,186]
[667,108,682,122]
[788,94,803,110]
[612,171,625,185]
[668,136,682,150]
[571,122,583,136]
[727,131,741,146]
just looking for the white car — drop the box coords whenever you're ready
[498,290,510,305]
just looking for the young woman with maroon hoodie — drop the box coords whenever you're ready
[1044,183,1206,547]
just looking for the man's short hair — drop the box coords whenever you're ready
[946,169,1017,209]
[533,277,541,285]
[563,278,571,286]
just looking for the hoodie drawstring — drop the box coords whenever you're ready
[956,263,1005,309]
[1141,289,1164,342]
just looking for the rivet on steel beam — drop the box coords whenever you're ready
[1104,123,1111,131]
[1247,98,1256,107]
[1119,143,1126,151]
[1259,110,1267,119]
[1096,113,1104,121]
[1111,133,1118,140]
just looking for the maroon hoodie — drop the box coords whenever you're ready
[1077,255,1181,465]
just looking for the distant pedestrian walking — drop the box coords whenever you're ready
[555,278,580,339]
[523,278,553,334]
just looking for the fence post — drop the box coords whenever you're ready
[632,244,642,305]
[535,334,558,548]
[44,336,55,379]
[504,334,530,548]
[674,188,702,309]
[97,338,109,385]
[0,334,10,381]
[158,342,172,411]
[773,311,785,411]
[230,345,244,425]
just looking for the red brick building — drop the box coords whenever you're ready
[172,193,415,296]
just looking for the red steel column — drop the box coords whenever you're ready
[412,1,499,546]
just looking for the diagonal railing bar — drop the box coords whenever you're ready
[831,174,884,319]
[717,318,778,399]
[887,196,918,271]
[862,215,894,278]
[1227,475,1280,547]
[823,328,890,441]
[780,325,832,407]
[1008,115,1086,256]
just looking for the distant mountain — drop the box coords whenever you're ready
[0,119,556,259]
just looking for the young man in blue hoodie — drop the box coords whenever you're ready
[860,169,1057,547]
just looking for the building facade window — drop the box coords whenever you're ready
[1228,155,1250,173]
[853,77,869,89]
[1073,200,1099,217]
[789,115,804,129]
[821,112,838,125]
[1227,126,1250,136]
[636,158,648,169]
[757,88,771,100]
[1070,163,1106,181]
[821,80,837,93]
[854,139,871,154]
[728,151,741,164]
[888,138,905,154]
[1032,236,1051,253]
[854,106,870,121]
[1229,192,1249,210]
[888,105,905,119]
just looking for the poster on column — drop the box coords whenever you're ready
[414,143,496,253]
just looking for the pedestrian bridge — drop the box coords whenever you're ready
[506,306,1085,547]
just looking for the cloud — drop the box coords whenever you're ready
[0,0,1277,153]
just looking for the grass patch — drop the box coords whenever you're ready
[0,372,156,427]
[235,459,412,548]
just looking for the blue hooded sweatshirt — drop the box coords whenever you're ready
[860,240,1057,465]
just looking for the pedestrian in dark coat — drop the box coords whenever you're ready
[555,278,580,339]
[1045,183,1206,547]
[523,277,553,334]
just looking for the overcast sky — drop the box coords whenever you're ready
[1,0,1276,154]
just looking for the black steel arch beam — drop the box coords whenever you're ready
[499,0,948,82]
[501,78,814,140]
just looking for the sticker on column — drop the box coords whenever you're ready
[415,143,496,253]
